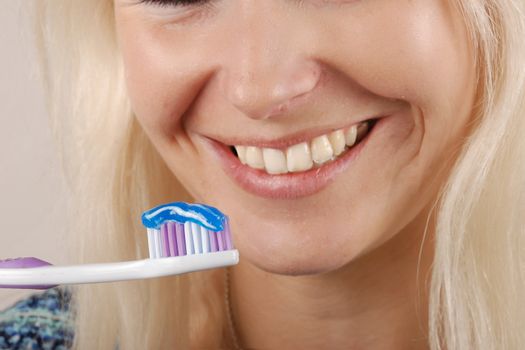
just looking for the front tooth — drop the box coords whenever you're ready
[286,142,313,172]
[328,130,346,156]
[262,148,288,174]
[345,125,357,146]
[235,145,247,164]
[245,146,265,169]
[310,135,333,164]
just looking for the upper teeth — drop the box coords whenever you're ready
[234,121,369,174]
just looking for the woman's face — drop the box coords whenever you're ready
[114,0,475,274]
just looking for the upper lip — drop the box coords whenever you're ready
[203,116,381,149]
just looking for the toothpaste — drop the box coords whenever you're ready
[141,202,225,232]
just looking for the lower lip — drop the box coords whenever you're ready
[203,118,384,199]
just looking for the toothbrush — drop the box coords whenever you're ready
[0,202,239,290]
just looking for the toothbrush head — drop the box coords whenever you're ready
[142,202,235,259]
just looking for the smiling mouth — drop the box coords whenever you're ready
[227,118,378,175]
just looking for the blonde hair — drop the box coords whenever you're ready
[430,1,525,349]
[31,0,525,349]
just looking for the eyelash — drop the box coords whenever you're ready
[139,0,208,8]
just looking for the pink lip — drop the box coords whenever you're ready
[202,117,384,199]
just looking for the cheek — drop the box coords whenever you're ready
[318,0,473,116]
[308,1,475,247]
[116,18,212,139]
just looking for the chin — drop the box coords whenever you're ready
[246,250,352,276]
[237,224,355,276]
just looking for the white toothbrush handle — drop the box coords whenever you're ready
[0,250,238,287]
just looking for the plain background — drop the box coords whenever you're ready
[0,2,68,309]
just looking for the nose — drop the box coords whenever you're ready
[219,6,323,120]
[223,59,323,120]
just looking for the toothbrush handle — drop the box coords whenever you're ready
[0,257,57,290]
[0,250,239,288]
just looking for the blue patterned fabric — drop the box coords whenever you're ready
[0,288,74,350]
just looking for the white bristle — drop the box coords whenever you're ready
[153,229,160,259]
[200,227,210,253]
[184,222,194,255]
[147,229,156,259]
[154,229,162,259]
[150,230,156,259]
[191,222,202,254]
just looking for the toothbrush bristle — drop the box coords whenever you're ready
[147,217,235,259]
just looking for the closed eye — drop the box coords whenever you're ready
[138,0,209,8]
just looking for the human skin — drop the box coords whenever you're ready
[113,0,476,349]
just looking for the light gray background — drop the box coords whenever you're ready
[0,2,68,308]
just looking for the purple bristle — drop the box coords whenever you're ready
[217,231,225,251]
[224,217,234,250]
[175,222,186,256]
[209,230,218,252]
[167,222,177,257]
[161,224,169,258]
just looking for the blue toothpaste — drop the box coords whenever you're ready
[141,202,226,232]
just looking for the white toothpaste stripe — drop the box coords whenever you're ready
[145,206,216,230]
[193,204,220,221]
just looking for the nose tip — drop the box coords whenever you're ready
[222,59,323,120]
